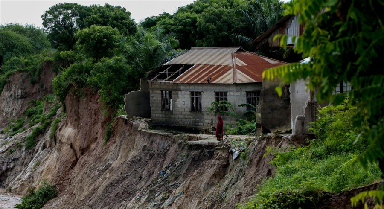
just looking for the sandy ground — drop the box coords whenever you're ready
[0,189,21,209]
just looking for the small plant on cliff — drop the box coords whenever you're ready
[15,181,57,209]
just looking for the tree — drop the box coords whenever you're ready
[82,4,136,36]
[1,24,50,53]
[41,3,83,50]
[0,30,33,65]
[42,3,137,51]
[122,28,179,89]
[263,0,384,174]
[147,0,283,49]
[75,25,121,61]
[140,12,171,30]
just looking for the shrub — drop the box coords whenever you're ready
[239,100,382,209]
[15,182,57,209]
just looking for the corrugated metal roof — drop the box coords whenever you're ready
[165,47,242,65]
[169,48,285,84]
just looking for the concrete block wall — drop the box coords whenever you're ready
[260,78,291,130]
[125,79,151,118]
[149,81,261,130]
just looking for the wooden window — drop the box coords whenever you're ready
[215,92,228,111]
[246,91,260,111]
[161,90,172,111]
[191,92,202,112]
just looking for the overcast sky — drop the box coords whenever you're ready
[0,0,195,28]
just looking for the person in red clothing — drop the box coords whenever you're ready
[216,115,224,141]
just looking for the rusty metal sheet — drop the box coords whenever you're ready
[172,50,285,84]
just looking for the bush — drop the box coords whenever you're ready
[226,119,256,135]
[239,100,382,209]
[15,182,57,209]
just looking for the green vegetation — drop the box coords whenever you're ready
[25,103,60,150]
[49,114,65,140]
[240,101,382,209]
[42,3,136,51]
[0,24,52,91]
[4,117,26,136]
[261,0,384,206]
[15,182,57,209]
[141,0,283,50]
[207,101,257,135]
[263,0,384,170]
[2,94,61,150]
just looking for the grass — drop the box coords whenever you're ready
[239,101,382,209]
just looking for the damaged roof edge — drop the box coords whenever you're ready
[250,15,295,46]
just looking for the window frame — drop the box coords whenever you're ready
[190,91,202,112]
[161,90,172,111]
[246,91,260,111]
[215,91,228,111]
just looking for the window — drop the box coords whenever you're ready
[246,91,260,111]
[215,92,228,111]
[161,90,172,111]
[191,92,202,112]
[334,81,352,94]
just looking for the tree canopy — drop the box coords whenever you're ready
[0,24,50,66]
[42,3,136,51]
[141,0,284,50]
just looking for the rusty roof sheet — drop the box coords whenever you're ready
[171,49,285,84]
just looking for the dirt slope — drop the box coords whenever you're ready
[0,67,375,209]
[0,62,55,130]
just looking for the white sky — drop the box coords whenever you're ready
[0,0,195,28]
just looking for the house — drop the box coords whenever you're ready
[125,47,286,130]
[251,15,303,50]
[251,14,351,135]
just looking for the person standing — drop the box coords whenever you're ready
[216,115,224,141]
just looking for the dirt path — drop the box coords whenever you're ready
[0,189,21,209]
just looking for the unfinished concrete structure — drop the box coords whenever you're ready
[125,47,286,130]
[260,78,291,131]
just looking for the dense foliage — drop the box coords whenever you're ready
[42,3,136,50]
[263,0,384,172]
[15,182,57,209]
[239,101,381,208]
[52,25,178,113]
[0,24,52,91]
[0,24,50,65]
[141,0,283,50]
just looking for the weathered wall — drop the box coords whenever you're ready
[149,81,262,130]
[125,79,151,118]
[260,78,291,130]
[290,79,309,129]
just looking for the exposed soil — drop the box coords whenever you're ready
[0,64,380,209]
[0,61,55,130]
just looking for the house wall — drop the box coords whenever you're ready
[149,81,262,130]
[290,79,309,129]
[125,79,151,118]
[260,78,291,130]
